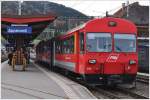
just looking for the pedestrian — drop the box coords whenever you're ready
[8,51,13,65]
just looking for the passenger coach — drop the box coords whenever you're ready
[37,17,138,85]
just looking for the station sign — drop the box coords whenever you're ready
[7,26,32,34]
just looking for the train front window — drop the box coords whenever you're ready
[86,33,112,52]
[114,34,136,52]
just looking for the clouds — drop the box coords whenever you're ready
[49,0,149,16]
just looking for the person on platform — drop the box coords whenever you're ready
[8,49,15,65]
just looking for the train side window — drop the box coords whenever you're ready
[63,40,67,54]
[79,32,84,54]
[62,36,74,54]
[55,41,58,53]
[70,36,74,54]
[56,41,58,54]
[60,40,63,54]
[66,39,70,54]
[56,40,62,54]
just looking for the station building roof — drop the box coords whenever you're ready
[1,14,57,43]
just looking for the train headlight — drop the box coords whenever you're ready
[108,21,117,27]
[88,59,96,64]
[129,60,136,65]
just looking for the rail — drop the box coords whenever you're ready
[136,73,149,84]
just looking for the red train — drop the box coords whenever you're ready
[36,17,138,85]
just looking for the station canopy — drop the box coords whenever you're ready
[1,14,56,44]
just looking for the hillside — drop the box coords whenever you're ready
[1,1,90,41]
[1,1,87,17]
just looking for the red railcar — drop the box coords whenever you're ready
[36,17,138,85]
[36,40,53,67]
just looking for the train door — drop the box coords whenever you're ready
[77,32,85,74]
[63,35,76,72]
[51,38,55,68]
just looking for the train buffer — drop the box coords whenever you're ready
[1,60,96,99]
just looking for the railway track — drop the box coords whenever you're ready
[116,86,148,99]
[92,85,149,99]
[90,86,121,99]
[71,74,149,99]
[69,75,149,99]
[73,78,149,99]
[136,74,149,84]
[38,63,149,99]
[66,75,149,99]
[92,86,135,99]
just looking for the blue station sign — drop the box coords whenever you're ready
[7,26,32,34]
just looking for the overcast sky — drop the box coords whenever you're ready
[48,0,149,16]
[6,0,150,16]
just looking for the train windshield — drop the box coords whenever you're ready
[86,33,112,52]
[114,34,136,52]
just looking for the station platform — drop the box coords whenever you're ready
[1,60,96,99]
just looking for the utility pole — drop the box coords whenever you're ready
[18,0,22,15]
[51,29,55,38]
[43,2,46,14]
[68,17,70,30]
[126,0,129,17]
[106,11,108,17]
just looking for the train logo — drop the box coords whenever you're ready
[106,54,119,62]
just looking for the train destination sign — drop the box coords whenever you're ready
[7,26,32,34]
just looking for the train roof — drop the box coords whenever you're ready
[67,17,137,34]
[67,23,86,33]
[55,17,137,40]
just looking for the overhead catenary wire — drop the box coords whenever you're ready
[68,1,86,8]
[91,5,122,17]
[68,1,122,17]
